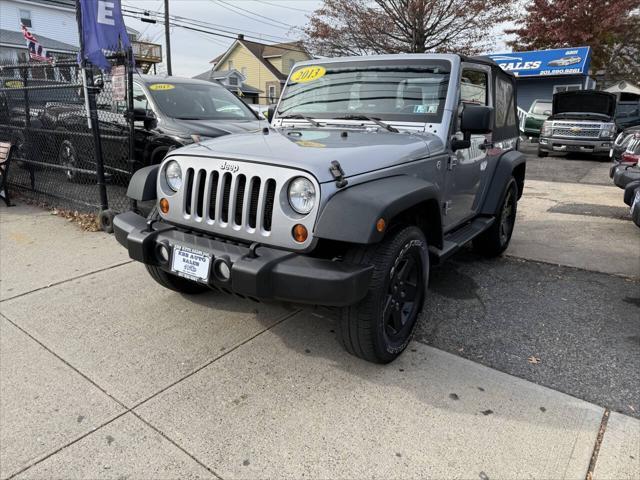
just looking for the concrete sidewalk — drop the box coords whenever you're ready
[1,203,638,479]
[510,180,640,278]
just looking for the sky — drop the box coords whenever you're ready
[121,0,512,78]
[121,0,324,77]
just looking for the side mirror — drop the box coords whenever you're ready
[452,105,494,151]
[133,108,155,121]
[267,104,276,122]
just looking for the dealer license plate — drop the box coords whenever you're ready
[171,245,211,282]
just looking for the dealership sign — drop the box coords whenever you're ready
[489,47,591,77]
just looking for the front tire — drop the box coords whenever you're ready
[473,177,518,257]
[338,226,428,363]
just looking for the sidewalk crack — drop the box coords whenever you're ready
[586,408,610,480]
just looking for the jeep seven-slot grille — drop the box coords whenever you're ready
[184,168,275,232]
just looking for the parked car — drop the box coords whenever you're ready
[610,126,640,168]
[522,99,552,139]
[36,75,262,182]
[538,90,617,158]
[249,104,269,120]
[614,101,640,130]
[113,54,525,364]
[623,180,640,227]
[612,134,640,189]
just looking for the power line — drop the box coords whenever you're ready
[122,6,295,44]
[208,0,298,31]
[252,0,315,14]
[120,11,310,56]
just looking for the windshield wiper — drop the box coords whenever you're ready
[279,113,322,127]
[334,114,399,133]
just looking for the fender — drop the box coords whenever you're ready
[126,165,158,201]
[315,175,441,245]
[480,149,526,215]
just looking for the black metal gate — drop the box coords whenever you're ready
[0,56,135,215]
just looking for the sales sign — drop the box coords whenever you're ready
[489,47,591,78]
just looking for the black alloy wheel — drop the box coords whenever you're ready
[383,245,425,345]
[339,226,428,363]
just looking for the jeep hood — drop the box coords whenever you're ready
[552,91,616,118]
[171,127,442,183]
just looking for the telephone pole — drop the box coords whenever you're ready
[164,0,172,75]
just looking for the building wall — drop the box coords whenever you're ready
[280,49,310,75]
[0,0,79,47]
[219,43,280,105]
[516,76,590,111]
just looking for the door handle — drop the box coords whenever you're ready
[447,156,458,170]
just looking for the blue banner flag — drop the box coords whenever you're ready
[78,0,130,70]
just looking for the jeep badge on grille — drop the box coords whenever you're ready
[220,161,239,173]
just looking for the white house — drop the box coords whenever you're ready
[0,0,139,64]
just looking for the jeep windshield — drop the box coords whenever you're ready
[277,59,450,124]
[145,82,257,121]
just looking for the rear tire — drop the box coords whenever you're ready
[144,206,210,294]
[473,177,518,257]
[338,226,428,363]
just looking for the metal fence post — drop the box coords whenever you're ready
[84,68,109,211]
[126,49,137,211]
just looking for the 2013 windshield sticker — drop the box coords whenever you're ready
[291,66,326,83]
[149,83,175,91]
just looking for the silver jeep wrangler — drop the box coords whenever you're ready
[114,54,525,363]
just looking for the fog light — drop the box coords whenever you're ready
[292,224,308,243]
[213,258,231,281]
[157,244,170,263]
[159,198,169,214]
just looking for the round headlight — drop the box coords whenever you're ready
[165,160,182,192]
[288,177,316,214]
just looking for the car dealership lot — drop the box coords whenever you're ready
[1,149,638,479]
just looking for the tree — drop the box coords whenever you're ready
[302,0,514,57]
[507,0,640,86]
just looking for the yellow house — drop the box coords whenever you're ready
[210,35,312,105]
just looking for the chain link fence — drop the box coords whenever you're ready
[0,57,134,215]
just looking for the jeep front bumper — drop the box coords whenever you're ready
[538,136,612,155]
[113,211,372,306]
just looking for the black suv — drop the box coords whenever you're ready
[35,75,262,182]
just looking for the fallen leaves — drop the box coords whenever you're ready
[51,208,100,231]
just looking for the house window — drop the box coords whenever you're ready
[553,84,581,94]
[268,85,277,102]
[229,76,238,86]
[20,9,32,28]
[228,60,234,70]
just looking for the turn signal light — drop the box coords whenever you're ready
[376,218,386,233]
[292,224,308,243]
[159,198,169,214]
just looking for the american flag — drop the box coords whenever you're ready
[21,23,50,62]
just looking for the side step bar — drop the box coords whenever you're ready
[429,217,495,263]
